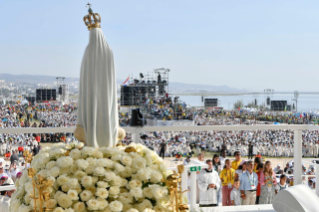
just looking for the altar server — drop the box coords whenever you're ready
[198,159,221,207]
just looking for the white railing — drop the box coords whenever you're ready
[1,124,319,210]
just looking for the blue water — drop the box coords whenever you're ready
[180,94,319,112]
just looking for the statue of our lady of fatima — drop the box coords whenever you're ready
[74,4,124,147]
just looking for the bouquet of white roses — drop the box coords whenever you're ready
[10,142,176,212]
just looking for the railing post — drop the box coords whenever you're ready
[132,128,140,143]
[190,171,197,210]
[182,169,188,195]
[294,129,302,185]
[316,164,319,196]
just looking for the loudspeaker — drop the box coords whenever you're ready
[271,101,287,111]
[35,89,57,101]
[121,86,134,106]
[59,86,62,95]
[267,97,270,105]
[273,184,319,212]
[130,108,146,126]
[159,85,165,95]
[204,98,218,107]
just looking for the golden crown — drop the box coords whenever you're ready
[83,3,101,31]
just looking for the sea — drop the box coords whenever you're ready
[179,94,319,112]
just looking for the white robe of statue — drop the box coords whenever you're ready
[77,28,118,148]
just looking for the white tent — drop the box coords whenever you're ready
[21,99,29,105]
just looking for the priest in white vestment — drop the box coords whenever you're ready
[76,7,118,148]
[197,159,221,207]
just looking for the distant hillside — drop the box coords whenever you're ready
[0,74,78,84]
[168,81,247,93]
[0,73,246,92]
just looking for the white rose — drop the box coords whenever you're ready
[75,159,89,170]
[122,203,134,212]
[143,187,154,199]
[50,147,66,158]
[94,166,106,176]
[127,180,142,189]
[129,187,143,198]
[74,171,87,180]
[121,155,132,166]
[92,176,99,184]
[10,198,21,212]
[105,172,116,181]
[86,157,97,166]
[57,175,70,186]
[136,199,153,211]
[150,170,163,183]
[24,193,31,204]
[76,142,84,149]
[121,178,128,187]
[53,207,64,212]
[93,150,103,158]
[81,175,93,187]
[126,209,139,212]
[158,163,167,172]
[84,166,95,174]
[115,163,125,172]
[81,146,95,156]
[67,189,79,200]
[99,147,117,156]
[66,178,79,188]
[54,191,64,200]
[57,156,74,169]
[96,187,109,198]
[60,166,71,175]
[143,209,155,212]
[57,193,72,209]
[156,197,171,210]
[144,154,153,165]
[49,166,60,178]
[69,148,81,160]
[109,200,123,212]
[149,185,168,200]
[111,153,122,162]
[111,176,123,186]
[109,186,120,195]
[25,180,33,191]
[137,168,151,181]
[96,158,113,168]
[46,161,57,170]
[19,170,29,185]
[61,184,70,192]
[18,204,32,212]
[80,190,93,201]
[120,166,133,178]
[65,208,75,212]
[39,152,50,164]
[97,197,109,210]
[118,192,133,204]
[87,198,100,211]
[45,199,57,209]
[132,157,146,170]
[97,181,110,188]
[73,202,86,212]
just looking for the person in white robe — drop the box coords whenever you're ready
[198,159,221,207]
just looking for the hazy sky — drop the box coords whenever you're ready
[1,0,319,91]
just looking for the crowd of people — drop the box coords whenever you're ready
[190,151,315,207]
[128,129,319,159]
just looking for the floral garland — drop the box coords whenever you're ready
[10,142,182,212]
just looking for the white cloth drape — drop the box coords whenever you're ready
[77,28,118,148]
